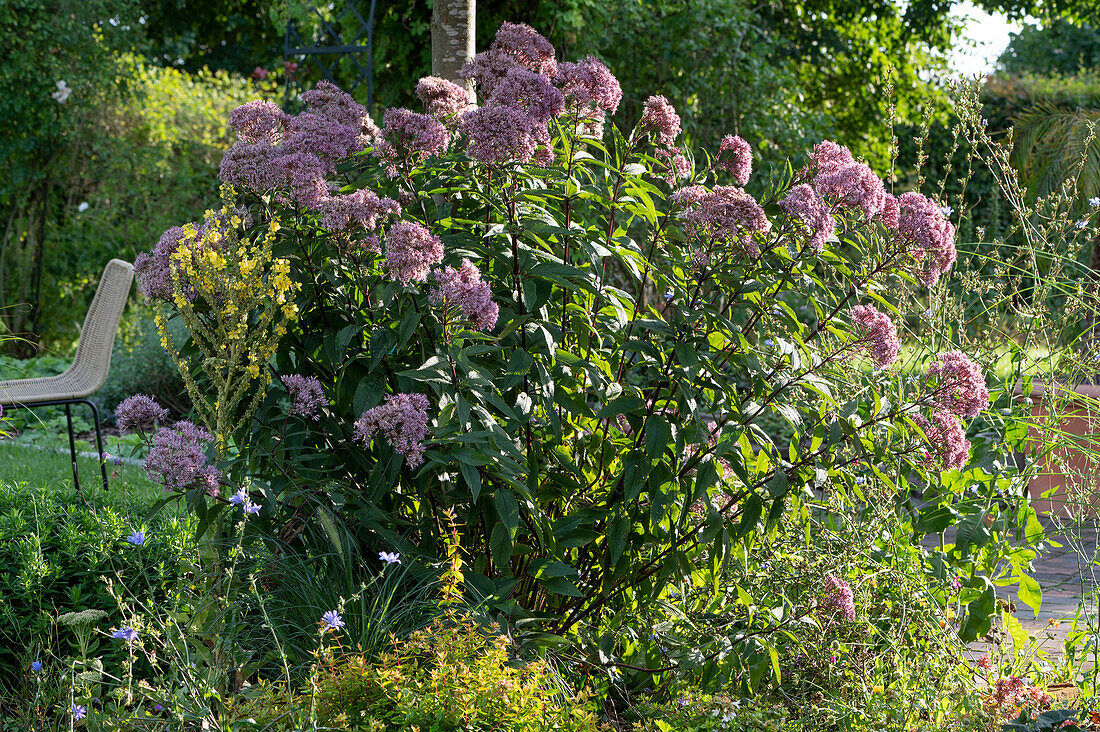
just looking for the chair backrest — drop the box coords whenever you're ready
[69,259,134,392]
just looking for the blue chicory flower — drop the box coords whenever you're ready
[321,610,345,631]
[111,627,138,642]
[125,530,145,546]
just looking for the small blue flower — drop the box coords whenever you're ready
[667,588,680,598]
[855,476,866,485]
[939,205,953,217]
[125,530,145,546]
[664,289,674,302]
[763,338,774,347]
[111,627,138,643]
[1091,197,1100,208]
[379,550,401,564]
[228,488,249,506]
[321,610,345,631]
[244,502,262,515]
[71,704,86,720]
[31,660,41,673]
[1077,219,1089,230]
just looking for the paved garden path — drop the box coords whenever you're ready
[967,518,1100,664]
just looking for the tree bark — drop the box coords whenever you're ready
[431,0,476,96]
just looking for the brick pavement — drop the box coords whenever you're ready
[961,518,1100,661]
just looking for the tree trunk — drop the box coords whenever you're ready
[431,0,476,95]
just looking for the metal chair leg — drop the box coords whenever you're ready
[65,403,80,490]
[83,399,109,491]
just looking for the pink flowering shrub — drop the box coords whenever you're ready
[131,22,1036,678]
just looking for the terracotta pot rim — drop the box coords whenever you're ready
[1012,380,1100,401]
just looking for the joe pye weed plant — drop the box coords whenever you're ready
[103,21,1097,730]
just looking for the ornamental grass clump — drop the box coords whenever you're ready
[132,23,1039,702]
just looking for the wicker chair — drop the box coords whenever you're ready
[0,259,134,490]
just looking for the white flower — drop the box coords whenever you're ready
[1090,197,1100,208]
[379,550,401,564]
[939,205,953,217]
[50,80,71,103]
[77,202,89,213]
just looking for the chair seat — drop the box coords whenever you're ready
[0,369,103,405]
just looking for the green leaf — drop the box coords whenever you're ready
[1018,573,1043,615]
[495,489,520,533]
[491,523,513,571]
[461,462,482,504]
[959,578,996,642]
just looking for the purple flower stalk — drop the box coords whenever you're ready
[318,190,401,233]
[895,191,957,286]
[430,259,499,331]
[115,394,169,435]
[820,576,856,621]
[716,134,752,186]
[416,76,471,120]
[779,184,834,252]
[490,67,564,124]
[927,350,989,418]
[850,304,900,369]
[281,374,326,420]
[640,95,681,146]
[374,108,449,176]
[458,105,543,165]
[914,411,970,471]
[227,100,288,144]
[144,421,215,493]
[679,185,771,259]
[383,221,444,285]
[556,55,622,119]
[354,393,431,468]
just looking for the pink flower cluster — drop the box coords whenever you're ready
[679,186,771,259]
[641,95,681,146]
[927,350,989,418]
[556,55,622,121]
[809,140,886,220]
[819,576,856,621]
[895,192,957,286]
[144,421,219,493]
[115,394,169,434]
[986,676,1052,715]
[430,259,499,331]
[354,393,431,468]
[716,134,752,186]
[374,107,450,177]
[850,305,899,369]
[318,189,401,234]
[460,22,557,98]
[281,374,325,420]
[135,226,188,302]
[218,81,365,209]
[416,76,471,120]
[913,411,969,471]
[458,105,545,165]
[227,101,287,143]
[383,221,444,285]
[779,184,834,251]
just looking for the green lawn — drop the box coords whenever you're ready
[0,441,160,501]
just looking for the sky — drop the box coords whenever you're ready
[947,1,1028,77]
